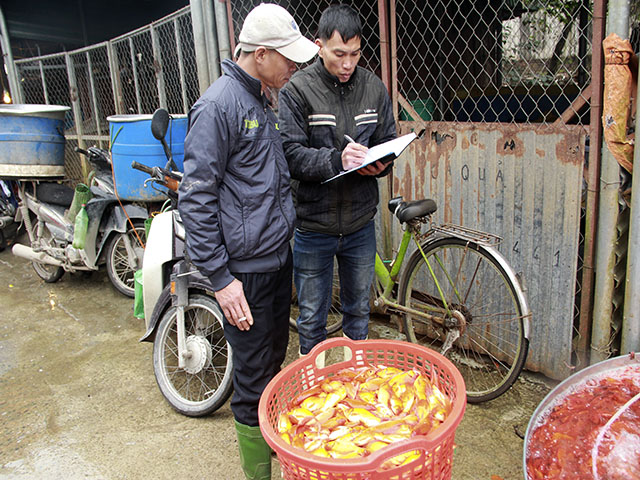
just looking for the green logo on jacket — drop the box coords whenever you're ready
[244,119,259,130]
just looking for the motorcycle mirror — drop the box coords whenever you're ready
[151,109,170,141]
[151,109,178,171]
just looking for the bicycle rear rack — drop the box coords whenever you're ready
[432,223,502,246]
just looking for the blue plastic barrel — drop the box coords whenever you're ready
[0,104,70,178]
[108,114,187,201]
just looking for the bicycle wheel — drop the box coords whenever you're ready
[153,293,234,417]
[399,237,528,403]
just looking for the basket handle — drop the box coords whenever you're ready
[367,436,445,479]
[269,435,448,475]
[308,336,358,352]
[306,336,360,370]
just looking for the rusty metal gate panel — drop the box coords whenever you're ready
[389,122,586,379]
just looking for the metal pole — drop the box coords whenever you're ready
[577,0,605,367]
[591,0,630,364]
[0,6,22,103]
[224,0,236,56]
[203,0,220,81]
[128,37,142,113]
[174,18,189,113]
[378,0,392,260]
[150,24,168,110]
[65,52,88,180]
[377,0,391,93]
[107,41,123,115]
[86,51,104,149]
[190,0,212,94]
[39,59,49,104]
[389,0,399,122]
[621,64,640,353]
[213,0,231,62]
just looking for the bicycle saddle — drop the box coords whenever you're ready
[388,196,437,223]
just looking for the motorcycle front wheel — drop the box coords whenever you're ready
[105,220,145,297]
[153,293,234,417]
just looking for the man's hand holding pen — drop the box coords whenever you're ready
[342,134,386,175]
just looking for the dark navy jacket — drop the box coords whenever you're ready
[178,59,295,291]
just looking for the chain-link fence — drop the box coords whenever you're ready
[227,0,386,112]
[14,6,197,182]
[231,0,593,127]
[393,0,591,125]
[388,0,593,376]
[13,1,593,179]
[228,0,382,78]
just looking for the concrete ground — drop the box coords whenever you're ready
[0,246,555,480]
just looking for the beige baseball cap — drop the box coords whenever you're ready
[235,3,319,63]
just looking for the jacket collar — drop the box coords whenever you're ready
[313,57,358,91]
[221,58,264,101]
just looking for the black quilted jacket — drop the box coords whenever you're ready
[279,58,396,235]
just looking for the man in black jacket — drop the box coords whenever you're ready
[279,4,396,360]
[178,4,318,479]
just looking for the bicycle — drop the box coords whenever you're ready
[290,195,530,403]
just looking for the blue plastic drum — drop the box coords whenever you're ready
[0,104,70,178]
[108,114,187,201]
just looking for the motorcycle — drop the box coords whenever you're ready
[135,108,233,417]
[11,147,148,297]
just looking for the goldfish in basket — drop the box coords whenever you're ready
[277,364,453,469]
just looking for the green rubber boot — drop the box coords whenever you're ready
[234,420,272,480]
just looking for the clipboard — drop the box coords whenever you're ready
[322,131,420,184]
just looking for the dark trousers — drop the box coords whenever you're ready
[223,249,292,426]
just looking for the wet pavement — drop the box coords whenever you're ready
[0,246,555,480]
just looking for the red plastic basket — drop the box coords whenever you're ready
[259,337,466,480]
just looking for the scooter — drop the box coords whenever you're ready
[134,108,233,417]
[11,147,148,297]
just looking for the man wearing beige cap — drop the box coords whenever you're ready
[178,4,318,479]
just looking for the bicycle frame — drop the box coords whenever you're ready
[374,224,529,328]
[373,219,531,340]
[373,224,454,325]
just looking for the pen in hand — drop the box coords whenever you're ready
[343,134,384,176]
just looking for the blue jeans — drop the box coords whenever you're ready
[294,221,376,354]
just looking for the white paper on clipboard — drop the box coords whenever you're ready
[322,132,418,184]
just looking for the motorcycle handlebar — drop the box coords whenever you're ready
[75,146,90,157]
[131,161,154,175]
[75,146,110,163]
[131,161,181,193]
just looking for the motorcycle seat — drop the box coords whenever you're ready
[27,182,75,207]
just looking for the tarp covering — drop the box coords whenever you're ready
[602,33,637,173]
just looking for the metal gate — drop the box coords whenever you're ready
[392,122,585,378]
[386,0,592,378]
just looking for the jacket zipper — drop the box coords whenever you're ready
[338,84,349,235]
[268,102,291,268]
